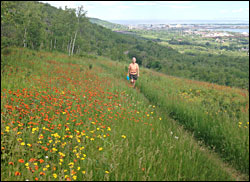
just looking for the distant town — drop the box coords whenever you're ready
[124,24,249,38]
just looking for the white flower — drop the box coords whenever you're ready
[175,136,179,140]
[45,156,49,159]
[170,131,173,135]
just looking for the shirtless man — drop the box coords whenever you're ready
[127,57,139,88]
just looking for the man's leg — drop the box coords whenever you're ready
[133,80,136,88]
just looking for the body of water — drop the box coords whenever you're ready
[207,28,249,33]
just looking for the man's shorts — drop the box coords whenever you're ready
[129,74,138,80]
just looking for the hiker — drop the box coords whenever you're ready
[127,57,139,88]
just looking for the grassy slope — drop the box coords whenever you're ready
[1,47,249,181]
[88,17,128,30]
[96,56,249,175]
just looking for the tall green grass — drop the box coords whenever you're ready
[95,56,249,175]
[1,47,247,181]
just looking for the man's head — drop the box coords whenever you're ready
[132,57,136,63]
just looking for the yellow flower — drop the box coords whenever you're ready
[97,128,100,131]
[81,158,85,160]
[159,117,162,120]
[77,167,81,171]
[80,147,84,150]
[99,147,103,151]
[107,127,111,131]
[137,111,139,114]
[25,163,29,167]
[46,164,50,168]
[52,148,57,152]
[43,168,47,171]
[21,142,25,146]
[153,105,155,108]
[27,143,31,147]
[34,163,38,166]
[151,112,153,114]
[90,138,94,141]
[247,122,249,125]
[62,112,66,115]
[73,176,77,180]
[61,91,65,94]
[121,135,126,139]
[105,171,109,174]
[53,173,57,178]
[239,122,242,125]
[64,169,68,172]
[103,135,106,138]
[147,114,149,117]
[82,171,86,174]
[65,175,69,179]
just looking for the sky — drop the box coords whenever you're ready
[39,1,249,21]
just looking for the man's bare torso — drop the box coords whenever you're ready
[129,63,138,75]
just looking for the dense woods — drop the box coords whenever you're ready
[1,1,249,89]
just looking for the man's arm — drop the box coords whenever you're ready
[137,64,139,77]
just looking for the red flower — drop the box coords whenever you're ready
[15,171,21,176]
[18,159,25,163]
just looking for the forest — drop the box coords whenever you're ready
[1,1,249,89]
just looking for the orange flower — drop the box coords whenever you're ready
[35,177,38,181]
[39,159,44,164]
[9,162,14,165]
[15,171,21,176]
[18,159,25,163]
[40,172,45,176]
[29,158,36,162]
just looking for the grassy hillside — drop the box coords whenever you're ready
[96,55,249,175]
[88,17,128,30]
[1,47,249,181]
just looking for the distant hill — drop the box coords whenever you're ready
[88,17,128,30]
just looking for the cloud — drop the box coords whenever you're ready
[166,5,195,9]
[88,1,122,6]
[232,8,244,13]
[158,1,192,4]
[133,2,157,6]
[132,1,192,6]
[220,9,229,13]
[116,5,131,9]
